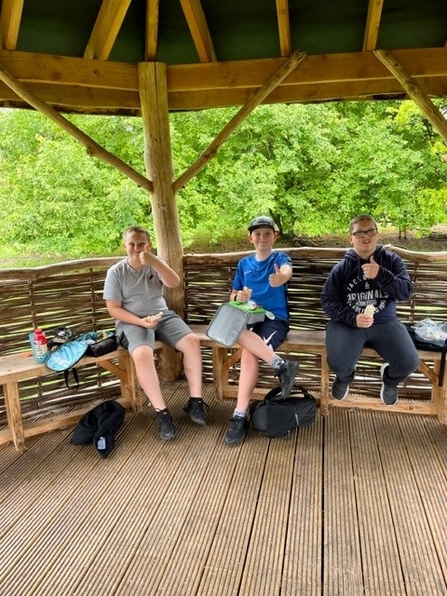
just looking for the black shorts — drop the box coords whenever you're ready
[247,318,289,351]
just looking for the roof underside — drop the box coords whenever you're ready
[1,0,447,115]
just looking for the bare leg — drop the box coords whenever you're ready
[131,345,166,410]
[235,349,263,412]
[237,328,278,362]
[176,333,202,397]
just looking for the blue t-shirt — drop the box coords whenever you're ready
[232,251,292,321]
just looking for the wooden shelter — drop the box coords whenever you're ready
[2,1,447,284]
[2,6,447,593]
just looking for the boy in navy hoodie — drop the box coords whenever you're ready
[321,214,419,406]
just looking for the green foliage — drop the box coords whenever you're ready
[0,110,150,259]
[1,99,447,264]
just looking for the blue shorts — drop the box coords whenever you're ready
[117,310,193,354]
[247,318,289,350]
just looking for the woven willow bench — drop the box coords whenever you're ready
[0,348,136,451]
[189,324,447,423]
[1,247,447,451]
[184,246,447,425]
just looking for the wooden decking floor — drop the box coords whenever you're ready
[1,381,447,596]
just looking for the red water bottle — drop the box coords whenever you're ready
[33,328,48,363]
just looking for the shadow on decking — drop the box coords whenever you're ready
[1,381,447,596]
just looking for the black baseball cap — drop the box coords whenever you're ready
[248,216,277,233]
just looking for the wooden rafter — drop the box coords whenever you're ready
[179,0,216,63]
[374,49,447,144]
[0,61,153,192]
[84,0,132,61]
[0,0,24,50]
[276,0,291,57]
[363,0,384,51]
[173,49,306,191]
[2,47,447,113]
[145,0,160,61]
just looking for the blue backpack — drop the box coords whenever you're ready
[45,339,89,388]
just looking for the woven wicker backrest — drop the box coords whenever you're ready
[1,247,446,420]
[183,246,447,328]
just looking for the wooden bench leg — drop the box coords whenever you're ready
[98,353,140,413]
[433,359,447,424]
[211,346,243,400]
[118,352,141,413]
[3,382,25,452]
[320,354,330,416]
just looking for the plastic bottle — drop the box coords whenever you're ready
[33,328,48,363]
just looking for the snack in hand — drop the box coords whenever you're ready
[146,312,163,323]
[364,304,375,318]
[242,286,252,299]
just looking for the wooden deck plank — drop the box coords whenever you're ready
[20,384,221,596]
[349,410,406,595]
[1,383,447,596]
[239,433,298,596]
[194,432,271,596]
[0,413,152,592]
[374,413,447,595]
[324,409,363,595]
[112,390,232,596]
[153,412,268,596]
[282,417,323,596]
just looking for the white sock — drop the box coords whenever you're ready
[268,355,285,369]
[234,409,247,418]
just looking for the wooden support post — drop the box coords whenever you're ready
[373,49,447,145]
[138,61,183,380]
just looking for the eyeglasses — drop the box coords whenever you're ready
[352,228,378,238]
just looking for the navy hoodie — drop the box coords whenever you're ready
[321,245,414,327]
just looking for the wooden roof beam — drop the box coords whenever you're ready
[0,0,24,50]
[84,0,132,61]
[2,48,447,94]
[374,48,447,144]
[179,0,216,63]
[173,49,306,191]
[276,0,292,57]
[363,0,384,51]
[145,0,160,61]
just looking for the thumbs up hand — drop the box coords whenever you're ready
[269,264,285,287]
[361,255,380,279]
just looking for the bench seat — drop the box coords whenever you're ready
[1,325,446,453]
[189,324,447,423]
[0,348,139,452]
[1,248,447,452]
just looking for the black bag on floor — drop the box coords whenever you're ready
[72,400,125,458]
[250,385,317,438]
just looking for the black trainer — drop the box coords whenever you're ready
[225,416,249,446]
[380,364,398,406]
[183,398,209,426]
[156,409,177,440]
[332,377,350,400]
[277,360,299,399]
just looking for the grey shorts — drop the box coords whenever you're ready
[117,310,193,354]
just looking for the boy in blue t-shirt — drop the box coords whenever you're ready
[225,216,298,446]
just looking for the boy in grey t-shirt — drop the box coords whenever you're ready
[103,225,208,440]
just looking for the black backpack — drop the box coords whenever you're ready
[249,385,317,438]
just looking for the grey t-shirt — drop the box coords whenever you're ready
[103,258,168,318]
